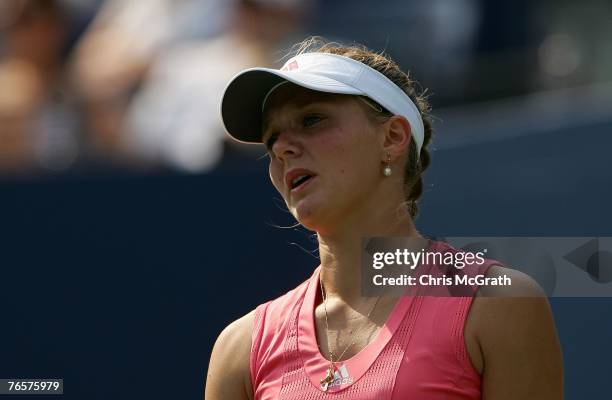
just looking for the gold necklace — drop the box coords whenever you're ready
[318,274,381,391]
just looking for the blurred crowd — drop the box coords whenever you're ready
[0,0,309,175]
[0,0,610,177]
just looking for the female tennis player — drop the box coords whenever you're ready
[205,37,563,400]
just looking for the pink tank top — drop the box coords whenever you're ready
[250,240,499,399]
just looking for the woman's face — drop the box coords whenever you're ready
[262,83,386,232]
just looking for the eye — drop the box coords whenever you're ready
[264,132,278,151]
[303,114,324,127]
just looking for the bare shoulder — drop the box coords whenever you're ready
[478,264,545,297]
[205,310,256,400]
[465,265,564,399]
[467,264,553,353]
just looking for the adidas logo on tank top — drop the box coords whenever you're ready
[328,364,352,389]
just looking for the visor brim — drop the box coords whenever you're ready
[221,68,363,144]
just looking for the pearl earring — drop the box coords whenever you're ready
[383,153,392,176]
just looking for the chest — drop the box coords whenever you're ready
[254,296,483,400]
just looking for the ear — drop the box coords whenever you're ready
[381,116,412,161]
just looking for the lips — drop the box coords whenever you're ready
[291,175,312,189]
[285,168,316,192]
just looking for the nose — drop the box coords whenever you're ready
[271,129,302,162]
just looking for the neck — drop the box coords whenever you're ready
[317,199,425,304]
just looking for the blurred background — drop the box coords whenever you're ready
[0,0,611,398]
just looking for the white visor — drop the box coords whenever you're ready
[220,52,424,156]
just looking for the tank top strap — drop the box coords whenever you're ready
[277,293,309,397]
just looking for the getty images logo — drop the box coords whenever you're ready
[329,365,353,388]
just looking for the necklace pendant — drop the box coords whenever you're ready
[320,367,335,391]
